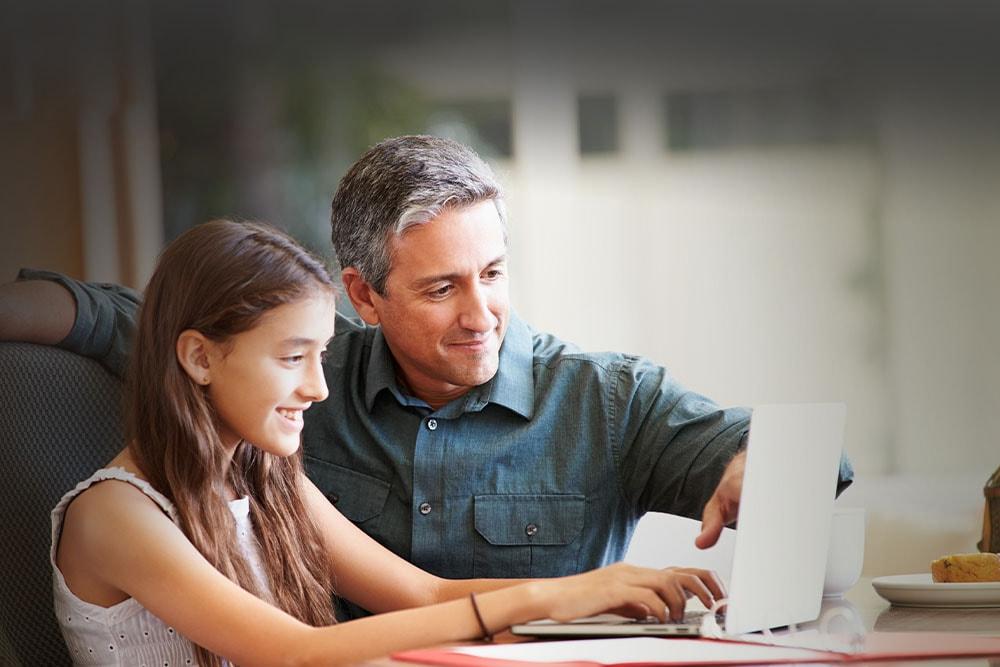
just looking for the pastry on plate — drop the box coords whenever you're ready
[930,552,1000,582]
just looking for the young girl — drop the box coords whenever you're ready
[51,220,723,666]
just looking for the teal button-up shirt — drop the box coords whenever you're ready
[26,269,851,588]
[303,312,755,580]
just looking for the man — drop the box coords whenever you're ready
[2,135,852,586]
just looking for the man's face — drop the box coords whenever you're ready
[369,200,510,407]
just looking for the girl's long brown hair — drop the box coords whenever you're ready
[125,220,338,666]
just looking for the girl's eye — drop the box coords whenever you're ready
[284,355,305,364]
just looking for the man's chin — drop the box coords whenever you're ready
[444,360,500,388]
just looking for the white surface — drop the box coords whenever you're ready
[453,637,830,664]
[725,403,846,634]
[822,507,866,597]
[871,573,1000,608]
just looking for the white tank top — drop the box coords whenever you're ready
[51,468,272,666]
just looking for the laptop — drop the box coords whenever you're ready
[511,403,847,638]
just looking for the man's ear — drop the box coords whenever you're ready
[176,329,214,386]
[341,268,382,325]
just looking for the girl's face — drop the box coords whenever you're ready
[206,294,336,457]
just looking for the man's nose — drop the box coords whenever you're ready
[458,285,498,333]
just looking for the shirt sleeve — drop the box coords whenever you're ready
[612,357,853,519]
[16,268,140,379]
[611,355,752,519]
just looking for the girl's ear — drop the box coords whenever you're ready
[176,329,213,386]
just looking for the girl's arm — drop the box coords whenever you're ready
[67,478,722,667]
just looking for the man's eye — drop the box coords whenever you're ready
[484,269,504,280]
[430,285,453,298]
[284,355,305,364]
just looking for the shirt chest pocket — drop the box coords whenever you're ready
[304,457,391,524]
[472,494,586,578]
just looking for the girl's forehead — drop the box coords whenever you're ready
[248,295,337,340]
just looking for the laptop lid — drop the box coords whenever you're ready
[723,402,846,634]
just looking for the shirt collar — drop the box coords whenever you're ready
[364,326,403,411]
[362,314,535,420]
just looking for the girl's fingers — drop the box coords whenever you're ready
[628,587,670,623]
[696,569,727,601]
[644,570,715,619]
[566,564,728,625]
[662,582,688,621]
[668,567,727,601]
[675,574,714,610]
[620,567,692,622]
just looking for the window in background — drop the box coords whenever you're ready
[426,99,513,159]
[664,81,871,151]
[577,93,619,155]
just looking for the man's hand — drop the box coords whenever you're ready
[695,450,746,549]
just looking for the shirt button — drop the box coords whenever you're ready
[419,502,433,515]
[427,418,438,431]
[525,523,539,537]
[326,492,340,505]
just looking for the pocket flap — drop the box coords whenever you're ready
[304,456,390,523]
[474,494,585,546]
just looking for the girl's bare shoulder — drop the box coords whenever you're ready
[63,449,173,546]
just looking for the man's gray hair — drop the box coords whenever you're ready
[330,135,507,295]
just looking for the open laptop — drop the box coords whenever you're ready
[511,403,846,638]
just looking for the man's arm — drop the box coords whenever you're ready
[0,269,141,379]
[613,356,751,525]
[0,279,76,343]
[613,357,855,548]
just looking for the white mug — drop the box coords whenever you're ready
[823,507,866,597]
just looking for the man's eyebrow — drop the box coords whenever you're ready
[409,254,508,290]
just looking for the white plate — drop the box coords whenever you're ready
[872,573,1000,608]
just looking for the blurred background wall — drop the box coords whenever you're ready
[1,0,998,577]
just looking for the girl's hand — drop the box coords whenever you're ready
[529,563,725,623]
